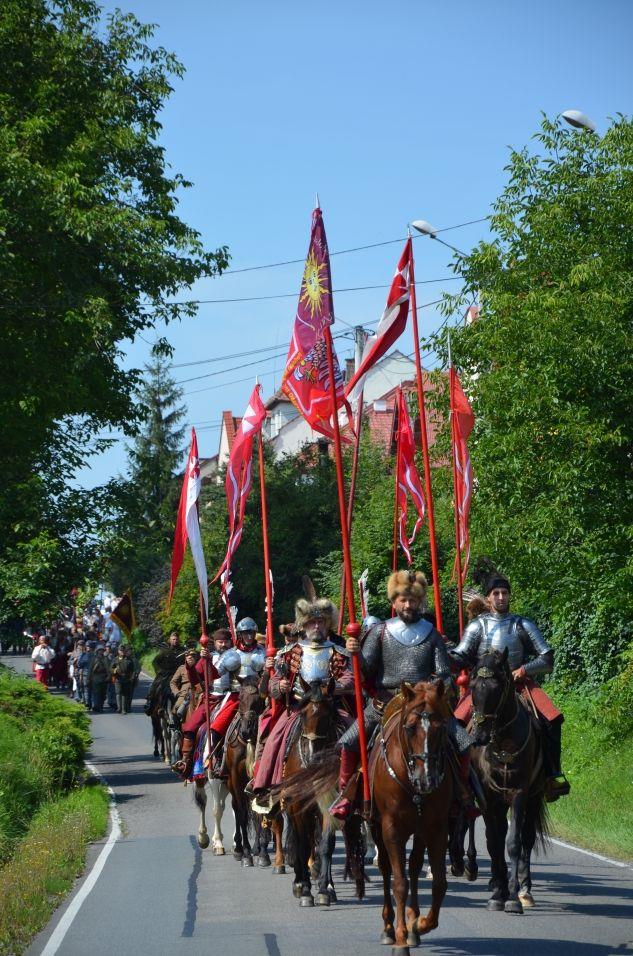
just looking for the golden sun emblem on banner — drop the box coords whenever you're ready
[300,249,329,318]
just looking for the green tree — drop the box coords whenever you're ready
[431,114,633,684]
[0,0,228,621]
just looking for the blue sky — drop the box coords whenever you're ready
[83,0,632,486]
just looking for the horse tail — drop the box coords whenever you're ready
[533,789,550,852]
[276,746,340,811]
[283,815,297,867]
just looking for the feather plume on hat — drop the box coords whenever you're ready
[387,570,428,604]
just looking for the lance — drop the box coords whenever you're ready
[408,231,444,633]
[392,386,401,574]
[196,504,212,774]
[448,333,465,637]
[324,324,371,812]
[257,421,275,670]
[337,387,364,628]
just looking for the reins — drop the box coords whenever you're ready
[379,704,447,814]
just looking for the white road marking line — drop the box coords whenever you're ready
[40,761,121,956]
[550,837,632,870]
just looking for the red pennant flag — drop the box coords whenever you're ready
[282,207,351,440]
[169,428,208,615]
[346,239,412,401]
[213,384,267,585]
[450,368,475,583]
[395,388,426,565]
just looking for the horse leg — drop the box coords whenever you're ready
[316,822,335,905]
[373,823,395,945]
[505,795,526,913]
[518,799,538,908]
[151,715,160,758]
[406,834,424,947]
[193,781,210,849]
[382,817,410,954]
[271,814,286,874]
[230,792,244,861]
[465,817,479,881]
[484,806,509,910]
[415,825,448,937]
[210,778,227,855]
[449,810,467,877]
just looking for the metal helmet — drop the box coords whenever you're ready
[236,617,257,633]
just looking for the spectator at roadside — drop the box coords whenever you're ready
[112,645,135,714]
[68,639,85,699]
[105,643,118,709]
[78,641,96,709]
[31,635,55,688]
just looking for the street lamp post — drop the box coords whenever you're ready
[561,109,597,132]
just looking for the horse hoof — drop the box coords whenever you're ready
[504,899,523,914]
[258,854,271,868]
[272,865,286,875]
[407,930,421,947]
[242,855,254,868]
[292,883,303,899]
[316,893,330,906]
[487,899,505,911]
[380,932,395,945]
[328,888,337,904]
[391,947,410,955]
[213,846,225,856]
[300,895,314,907]
[233,851,243,862]
[519,890,535,908]
[451,863,464,877]
[197,833,210,849]
[465,865,478,882]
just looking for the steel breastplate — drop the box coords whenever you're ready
[298,641,334,683]
[480,614,524,671]
[211,653,231,694]
[384,617,433,647]
[232,648,265,687]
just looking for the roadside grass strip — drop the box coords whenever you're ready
[0,781,109,956]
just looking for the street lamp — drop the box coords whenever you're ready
[561,109,597,132]
[411,219,466,257]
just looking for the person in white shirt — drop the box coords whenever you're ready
[31,635,55,688]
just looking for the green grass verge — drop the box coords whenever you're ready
[140,651,155,677]
[548,684,633,861]
[0,781,109,956]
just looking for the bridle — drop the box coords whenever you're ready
[380,705,447,813]
[298,693,337,767]
[472,663,536,791]
[471,665,516,731]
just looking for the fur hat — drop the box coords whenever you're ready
[387,570,428,604]
[294,597,339,631]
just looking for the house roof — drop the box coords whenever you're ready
[221,410,242,451]
[265,388,291,410]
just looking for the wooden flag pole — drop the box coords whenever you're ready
[338,389,364,628]
[198,587,212,770]
[324,324,371,810]
[408,238,444,633]
[448,336,465,636]
[392,387,401,574]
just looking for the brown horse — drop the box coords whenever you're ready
[370,680,453,955]
[468,648,548,913]
[281,679,365,907]
[225,677,267,867]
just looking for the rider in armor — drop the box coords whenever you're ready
[249,597,354,797]
[450,570,570,801]
[173,620,265,779]
[330,570,472,820]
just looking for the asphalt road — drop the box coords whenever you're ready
[5,654,632,956]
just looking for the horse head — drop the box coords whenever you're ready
[237,676,264,743]
[470,648,512,745]
[399,679,450,795]
[297,676,338,749]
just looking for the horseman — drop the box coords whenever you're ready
[330,570,472,820]
[249,597,354,799]
[169,643,200,724]
[144,631,181,715]
[173,619,265,779]
[450,569,570,802]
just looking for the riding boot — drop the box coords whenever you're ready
[329,747,360,820]
[172,732,195,779]
[543,718,570,802]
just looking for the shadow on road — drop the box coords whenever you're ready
[428,939,624,956]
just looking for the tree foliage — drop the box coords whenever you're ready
[430,114,633,684]
[0,0,228,621]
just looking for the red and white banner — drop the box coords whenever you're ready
[213,384,267,585]
[345,239,412,402]
[169,428,208,615]
[395,388,426,565]
[450,368,475,583]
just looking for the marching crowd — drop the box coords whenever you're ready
[17,609,142,715]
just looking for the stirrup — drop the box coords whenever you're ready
[329,795,352,821]
[545,775,571,802]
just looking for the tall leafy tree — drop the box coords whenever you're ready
[431,114,633,684]
[0,0,228,620]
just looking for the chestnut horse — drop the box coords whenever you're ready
[468,649,548,913]
[225,677,268,867]
[370,680,453,955]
